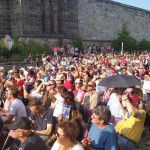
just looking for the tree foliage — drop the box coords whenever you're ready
[72,37,84,52]
[138,39,150,51]
[112,23,138,51]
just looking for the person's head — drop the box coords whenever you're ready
[87,81,96,92]
[91,106,111,126]
[46,80,56,90]
[14,73,20,80]
[9,117,32,141]
[62,91,74,104]
[27,70,35,79]
[55,74,65,86]
[6,87,18,100]
[57,86,68,95]
[28,99,43,114]
[34,80,42,89]
[74,78,83,89]
[56,121,78,145]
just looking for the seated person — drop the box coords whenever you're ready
[115,91,146,150]
[0,87,27,124]
[81,106,118,150]
[51,120,84,150]
[28,99,54,141]
[8,117,47,150]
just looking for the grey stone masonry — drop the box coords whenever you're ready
[0,0,78,38]
[0,0,11,36]
[78,0,150,41]
[0,0,150,42]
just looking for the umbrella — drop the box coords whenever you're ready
[98,74,141,88]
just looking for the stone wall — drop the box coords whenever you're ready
[0,0,11,36]
[1,0,150,43]
[78,0,150,41]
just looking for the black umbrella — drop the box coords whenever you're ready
[98,74,141,88]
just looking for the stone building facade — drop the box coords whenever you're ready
[0,0,78,39]
[0,0,150,42]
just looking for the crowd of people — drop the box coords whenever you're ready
[0,48,150,150]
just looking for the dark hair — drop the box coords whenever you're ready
[50,80,56,88]
[36,80,42,86]
[62,91,74,103]
[9,87,18,98]
[57,121,78,142]
[93,106,111,125]
[57,86,68,95]
[28,99,42,107]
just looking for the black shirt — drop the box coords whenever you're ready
[19,133,47,150]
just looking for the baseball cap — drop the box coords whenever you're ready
[9,117,32,130]
[129,94,140,104]
[51,71,57,75]
[74,78,83,84]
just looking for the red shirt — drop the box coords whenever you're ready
[64,80,74,92]
[17,79,24,98]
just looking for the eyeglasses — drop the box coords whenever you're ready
[87,84,94,87]
[56,131,65,137]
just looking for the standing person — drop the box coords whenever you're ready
[0,87,27,124]
[51,120,84,150]
[81,106,118,150]
[9,117,47,150]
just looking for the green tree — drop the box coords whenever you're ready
[138,39,150,51]
[72,37,84,52]
[112,23,138,52]
[57,38,64,47]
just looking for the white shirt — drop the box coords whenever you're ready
[107,93,124,118]
[51,141,84,150]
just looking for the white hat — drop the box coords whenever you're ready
[74,78,83,84]
[55,74,65,81]
[8,70,14,74]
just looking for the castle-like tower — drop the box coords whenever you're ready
[0,0,78,38]
[0,0,150,41]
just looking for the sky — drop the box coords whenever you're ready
[112,0,150,11]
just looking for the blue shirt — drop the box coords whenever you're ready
[88,124,117,150]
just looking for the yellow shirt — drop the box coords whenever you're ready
[115,109,146,143]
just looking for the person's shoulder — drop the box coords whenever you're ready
[73,143,84,150]
[25,133,47,150]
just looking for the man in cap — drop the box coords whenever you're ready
[9,117,47,150]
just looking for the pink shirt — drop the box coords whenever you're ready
[73,89,85,103]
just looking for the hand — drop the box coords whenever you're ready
[81,136,91,147]
[58,114,63,122]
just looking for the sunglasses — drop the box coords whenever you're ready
[87,84,94,87]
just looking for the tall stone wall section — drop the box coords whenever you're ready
[0,0,78,39]
[0,0,11,36]
[78,0,150,41]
